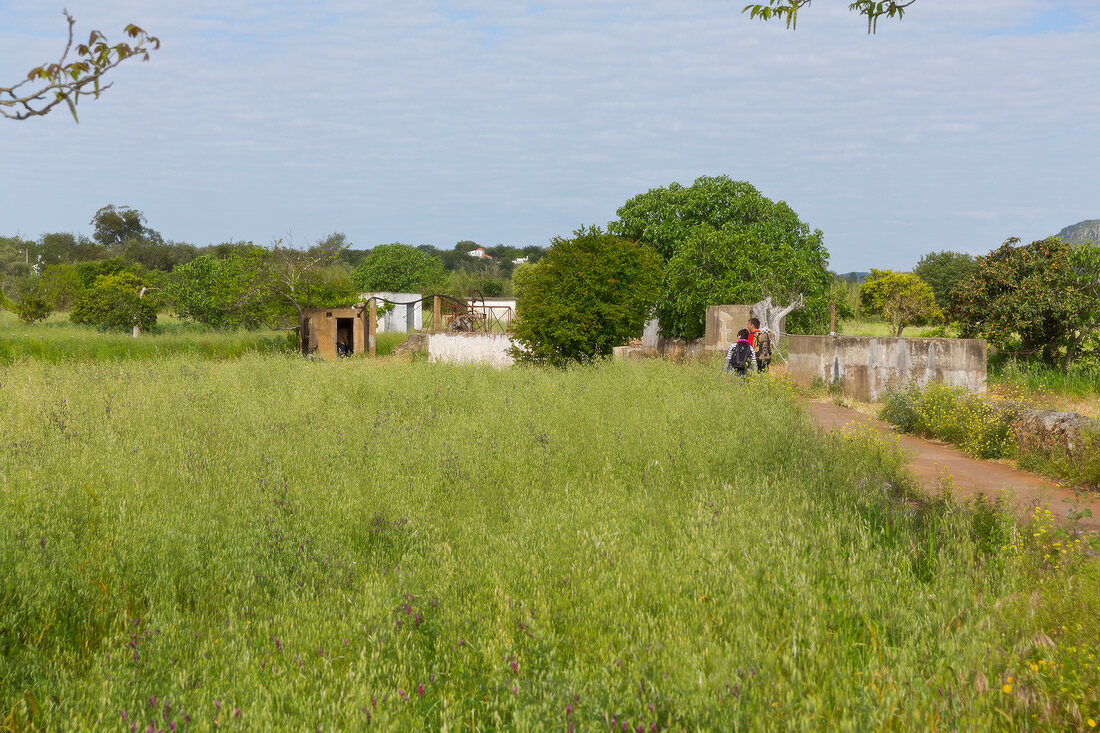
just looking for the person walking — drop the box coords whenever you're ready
[749,317,772,372]
[723,329,757,377]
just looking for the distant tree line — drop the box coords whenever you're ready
[0,205,550,331]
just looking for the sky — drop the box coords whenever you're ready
[1,0,1098,272]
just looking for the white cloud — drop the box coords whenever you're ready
[1,0,1097,269]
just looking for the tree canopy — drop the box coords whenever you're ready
[512,227,661,366]
[612,175,831,339]
[70,272,158,331]
[742,1,916,33]
[351,243,448,295]
[2,10,159,121]
[952,238,1100,367]
[858,269,941,336]
[912,250,978,311]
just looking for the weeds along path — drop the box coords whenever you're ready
[806,399,1100,534]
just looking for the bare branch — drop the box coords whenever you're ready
[1,9,159,121]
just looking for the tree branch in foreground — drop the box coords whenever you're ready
[1,9,159,122]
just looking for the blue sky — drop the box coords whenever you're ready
[2,0,1098,272]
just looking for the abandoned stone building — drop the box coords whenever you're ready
[300,305,369,360]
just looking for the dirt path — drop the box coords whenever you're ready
[805,399,1100,534]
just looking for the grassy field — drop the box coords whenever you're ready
[836,318,956,339]
[2,356,1097,730]
[0,311,409,364]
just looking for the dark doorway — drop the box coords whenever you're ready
[336,317,354,356]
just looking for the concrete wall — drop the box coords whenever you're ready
[428,332,516,368]
[705,305,753,352]
[787,335,987,401]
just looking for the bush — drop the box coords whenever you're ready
[880,383,1016,459]
[511,226,661,366]
[16,296,52,324]
[71,272,158,331]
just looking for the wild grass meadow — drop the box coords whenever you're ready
[0,311,409,364]
[1,356,1098,730]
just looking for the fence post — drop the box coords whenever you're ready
[433,295,442,332]
[368,298,377,357]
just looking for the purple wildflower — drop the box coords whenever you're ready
[417,683,425,698]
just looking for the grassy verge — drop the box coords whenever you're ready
[1,358,1097,729]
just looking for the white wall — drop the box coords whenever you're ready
[428,333,516,368]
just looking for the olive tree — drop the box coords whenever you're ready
[858,269,941,336]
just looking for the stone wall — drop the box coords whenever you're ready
[1014,408,1096,458]
[787,335,987,401]
[428,332,516,368]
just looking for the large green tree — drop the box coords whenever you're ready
[913,250,978,311]
[165,248,274,329]
[264,239,358,324]
[612,176,831,339]
[91,205,154,249]
[2,11,158,121]
[952,238,1100,367]
[512,227,661,366]
[858,269,941,336]
[351,243,448,294]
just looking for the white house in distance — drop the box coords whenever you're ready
[468,247,492,260]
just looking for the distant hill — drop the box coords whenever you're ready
[1054,219,1100,245]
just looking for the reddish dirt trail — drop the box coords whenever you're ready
[805,399,1100,534]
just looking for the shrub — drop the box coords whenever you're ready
[16,296,52,324]
[880,382,1016,459]
[71,272,158,331]
[512,226,661,366]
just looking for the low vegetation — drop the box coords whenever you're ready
[880,380,1100,491]
[1,358,1098,729]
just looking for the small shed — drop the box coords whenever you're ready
[300,305,369,360]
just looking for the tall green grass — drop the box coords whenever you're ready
[990,358,1100,399]
[0,311,292,364]
[0,358,1096,729]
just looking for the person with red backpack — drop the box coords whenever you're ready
[748,317,772,372]
[723,329,757,377]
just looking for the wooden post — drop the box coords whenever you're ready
[368,298,377,357]
[433,295,442,332]
[829,301,837,335]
